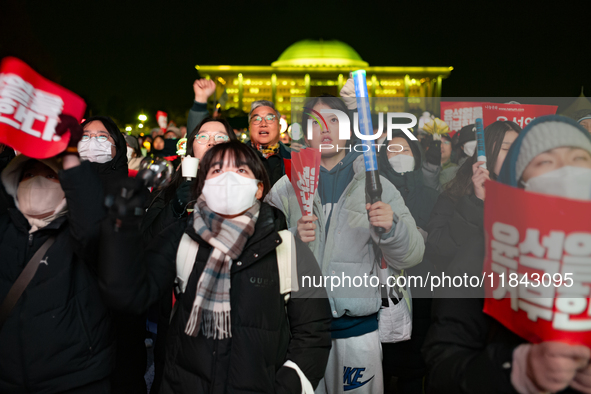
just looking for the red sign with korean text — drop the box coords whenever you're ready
[483,181,591,347]
[441,101,557,134]
[482,103,557,129]
[290,148,321,216]
[0,57,86,158]
[441,101,485,135]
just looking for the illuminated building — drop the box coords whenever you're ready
[196,40,453,122]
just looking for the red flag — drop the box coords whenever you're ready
[290,148,321,216]
[0,57,86,158]
[483,181,591,347]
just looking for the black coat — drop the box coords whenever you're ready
[0,162,114,394]
[99,202,332,394]
[422,236,581,394]
[84,128,146,394]
[425,192,484,272]
[246,141,291,187]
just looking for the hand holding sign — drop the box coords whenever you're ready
[527,342,590,393]
[55,114,84,154]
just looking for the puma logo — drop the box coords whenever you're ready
[40,257,49,266]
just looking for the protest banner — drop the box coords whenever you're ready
[482,103,558,129]
[290,148,321,216]
[483,181,591,346]
[0,57,86,158]
[441,101,557,134]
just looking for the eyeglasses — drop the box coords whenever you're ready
[251,114,277,125]
[195,134,230,145]
[81,134,109,143]
[442,140,451,145]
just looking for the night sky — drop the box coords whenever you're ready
[1,0,588,127]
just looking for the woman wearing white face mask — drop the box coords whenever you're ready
[80,116,129,187]
[423,115,591,394]
[98,141,332,394]
[0,119,120,393]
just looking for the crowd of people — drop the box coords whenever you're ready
[0,76,591,394]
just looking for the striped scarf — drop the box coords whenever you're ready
[184,196,260,339]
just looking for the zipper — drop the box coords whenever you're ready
[28,234,33,247]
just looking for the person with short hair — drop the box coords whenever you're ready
[247,100,292,186]
[266,95,424,394]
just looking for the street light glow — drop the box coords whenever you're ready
[125,126,132,132]
[138,114,147,121]
[138,123,144,129]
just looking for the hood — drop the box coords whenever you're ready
[82,116,129,185]
[1,155,62,207]
[498,115,591,187]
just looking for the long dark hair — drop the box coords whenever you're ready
[444,120,522,201]
[193,141,270,200]
[151,117,238,206]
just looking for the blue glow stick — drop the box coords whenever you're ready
[352,70,384,234]
[475,118,487,169]
[352,70,378,171]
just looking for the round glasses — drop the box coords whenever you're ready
[195,134,230,145]
[81,134,109,143]
[251,114,277,125]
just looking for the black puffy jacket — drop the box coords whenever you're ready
[99,202,332,394]
[425,192,484,272]
[0,161,114,394]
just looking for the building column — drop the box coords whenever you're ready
[238,73,244,111]
[304,74,310,97]
[404,74,411,97]
[337,74,344,92]
[435,75,443,97]
[271,73,277,106]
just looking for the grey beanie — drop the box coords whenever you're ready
[516,120,591,181]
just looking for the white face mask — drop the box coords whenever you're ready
[463,140,477,157]
[78,138,114,163]
[523,166,591,201]
[17,176,65,217]
[388,155,415,174]
[201,172,260,215]
[126,146,134,162]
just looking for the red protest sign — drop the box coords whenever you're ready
[483,180,591,347]
[440,101,485,135]
[441,101,558,134]
[482,103,557,129]
[290,148,321,216]
[0,57,86,158]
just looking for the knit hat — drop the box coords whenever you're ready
[498,115,591,186]
[577,110,591,124]
[166,126,182,138]
[124,134,139,150]
[457,124,476,147]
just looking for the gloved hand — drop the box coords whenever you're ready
[339,76,357,110]
[425,137,442,165]
[171,180,193,216]
[55,114,84,155]
[105,177,147,229]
